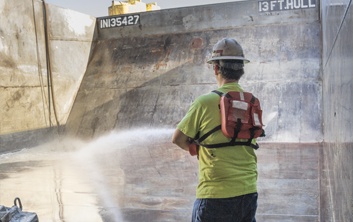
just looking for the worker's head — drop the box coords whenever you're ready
[207,38,249,81]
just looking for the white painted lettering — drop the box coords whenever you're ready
[128,16,134,25]
[258,0,315,12]
[278,0,285,10]
[122,17,128,26]
[270,0,276,10]
[294,0,301,9]
[102,19,110,28]
[111,18,116,27]
[262,2,269,11]
[259,1,262,12]
[116,17,121,26]
[99,14,140,29]
[134,15,140,24]
[286,0,294,9]
[309,0,316,7]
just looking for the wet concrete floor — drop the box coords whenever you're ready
[0,128,320,222]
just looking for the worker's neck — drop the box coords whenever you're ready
[218,79,238,87]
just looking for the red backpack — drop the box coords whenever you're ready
[191,90,265,153]
[218,90,264,140]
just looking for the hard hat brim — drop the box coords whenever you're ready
[207,56,250,64]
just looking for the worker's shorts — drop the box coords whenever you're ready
[191,192,258,222]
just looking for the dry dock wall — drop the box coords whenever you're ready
[320,0,353,221]
[0,0,96,152]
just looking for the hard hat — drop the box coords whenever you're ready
[207,38,250,63]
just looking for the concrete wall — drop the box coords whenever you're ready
[320,0,353,221]
[0,0,96,152]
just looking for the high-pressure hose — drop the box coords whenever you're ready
[32,0,49,125]
[42,0,60,127]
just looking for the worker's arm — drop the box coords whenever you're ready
[172,129,190,151]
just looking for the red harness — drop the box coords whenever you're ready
[190,90,265,155]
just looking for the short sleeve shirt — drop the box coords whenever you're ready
[177,82,258,198]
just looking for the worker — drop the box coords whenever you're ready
[172,38,258,222]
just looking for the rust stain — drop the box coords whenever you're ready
[191,37,204,49]
[154,62,167,70]
[12,90,23,101]
[0,52,17,68]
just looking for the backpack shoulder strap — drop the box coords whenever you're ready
[194,90,224,144]
[195,125,221,144]
[212,90,223,97]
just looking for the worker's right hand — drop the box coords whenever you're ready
[188,143,199,156]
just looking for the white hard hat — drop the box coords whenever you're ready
[207,38,250,63]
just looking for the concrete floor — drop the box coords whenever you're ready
[0,129,321,221]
